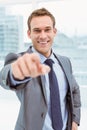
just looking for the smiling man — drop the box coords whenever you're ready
[27,15,57,57]
[0,8,81,130]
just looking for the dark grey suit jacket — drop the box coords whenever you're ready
[0,46,81,130]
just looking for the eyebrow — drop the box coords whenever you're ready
[33,26,52,30]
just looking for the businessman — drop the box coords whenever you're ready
[0,8,81,130]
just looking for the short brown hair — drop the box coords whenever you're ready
[27,8,56,30]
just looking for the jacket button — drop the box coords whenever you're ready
[41,112,44,118]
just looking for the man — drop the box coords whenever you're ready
[0,8,81,130]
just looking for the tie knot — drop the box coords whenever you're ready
[45,59,54,68]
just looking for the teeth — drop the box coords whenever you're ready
[39,42,47,44]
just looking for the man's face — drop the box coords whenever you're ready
[27,16,57,57]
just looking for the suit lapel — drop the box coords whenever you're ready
[54,54,72,87]
[40,75,48,106]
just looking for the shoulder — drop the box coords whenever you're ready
[54,53,71,63]
[54,53,72,71]
[4,51,26,65]
[4,46,33,65]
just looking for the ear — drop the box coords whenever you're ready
[53,28,57,37]
[27,30,31,38]
[54,28,57,34]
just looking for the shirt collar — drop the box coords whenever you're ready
[32,46,57,64]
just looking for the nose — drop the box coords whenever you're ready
[39,31,47,39]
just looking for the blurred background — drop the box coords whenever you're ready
[0,0,87,129]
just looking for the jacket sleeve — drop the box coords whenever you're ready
[71,73,81,125]
[68,58,81,126]
[0,53,27,90]
[0,63,11,90]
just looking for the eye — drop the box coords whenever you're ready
[33,29,41,33]
[45,28,51,32]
